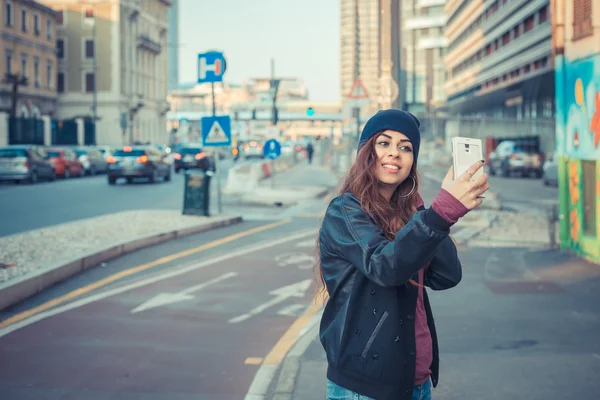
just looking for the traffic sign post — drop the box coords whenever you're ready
[197,50,228,214]
[263,139,281,188]
[264,139,281,160]
[201,116,232,147]
[346,77,370,161]
[197,52,227,84]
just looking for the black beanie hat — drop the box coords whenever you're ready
[357,109,421,161]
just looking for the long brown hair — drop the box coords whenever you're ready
[314,134,422,301]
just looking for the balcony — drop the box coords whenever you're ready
[417,0,446,7]
[418,36,448,49]
[445,36,551,96]
[405,14,447,30]
[447,18,551,73]
[447,0,546,57]
[137,34,161,54]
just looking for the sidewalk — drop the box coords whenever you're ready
[266,245,600,400]
[232,160,340,207]
[0,211,241,310]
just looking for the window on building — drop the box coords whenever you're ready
[539,5,548,23]
[514,25,520,39]
[57,39,64,59]
[485,44,492,56]
[57,72,65,93]
[524,15,534,32]
[582,160,597,236]
[524,64,531,73]
[5,1,12,26]
[46,19,52,40]
[33,57,40,87]
[573,0,592,40]
[85,39,94,58]
[21,8,27,32]
[85,72,95,92]
[46,61,53,88]
[5,51,12,74]
[56,10,64,26]
[502,32,510,45]
[20,54,28,78]
[33,13,39,35]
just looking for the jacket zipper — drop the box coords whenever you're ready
[361,311,389,359]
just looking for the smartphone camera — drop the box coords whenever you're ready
[464,143,470,152]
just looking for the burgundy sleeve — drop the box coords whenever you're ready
[431,189,469,224]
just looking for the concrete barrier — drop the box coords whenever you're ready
[223,162,264,194]
[225,152,300,194]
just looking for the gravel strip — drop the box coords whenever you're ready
[0,210,227,283]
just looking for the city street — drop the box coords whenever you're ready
[0,159,239,237]
[0,205,326,400]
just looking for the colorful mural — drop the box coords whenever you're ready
[555,53,600,263]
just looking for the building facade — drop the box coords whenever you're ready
[340,0,402,116]
[442,0,555,152]
[339,0,446,140]
[553,0,599,263]
[0,0,58,146]
[399,0,447,114]
[166,0,177,91]
[39,0,170,146]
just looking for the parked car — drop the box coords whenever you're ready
[46,147,85,178]
[0,145,56,183]
[542,154,558,187]
[173,145,213,173]
[75,146,108,175]
[488,140,545,178]
[96,146,115,162]
[107,146,171,184]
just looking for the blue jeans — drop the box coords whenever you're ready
[327,379,431,400]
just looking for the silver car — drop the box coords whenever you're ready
[0,145,56,183]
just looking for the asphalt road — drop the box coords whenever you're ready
[0,212,326,400]
[0,159,239,237]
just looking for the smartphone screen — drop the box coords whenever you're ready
[453,140,484,180]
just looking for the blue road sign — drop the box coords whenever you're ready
[197,51,227,83]
[263,139,282,160]
[201,116,231,147]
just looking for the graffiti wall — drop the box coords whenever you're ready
[555,53,600,263]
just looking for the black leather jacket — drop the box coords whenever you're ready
[318,192,462,400]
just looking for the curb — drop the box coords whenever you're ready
[0,215,243,311]
[270,314,321,399]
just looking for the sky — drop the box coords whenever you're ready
[177,0,340,102]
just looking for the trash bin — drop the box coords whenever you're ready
[182,169,211,216]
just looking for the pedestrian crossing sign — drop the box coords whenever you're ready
[201,116,232,147]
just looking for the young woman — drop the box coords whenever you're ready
[317,109,489,400]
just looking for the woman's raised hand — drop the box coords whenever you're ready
[441,161,489,210]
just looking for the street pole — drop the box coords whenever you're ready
[211,81,222,214]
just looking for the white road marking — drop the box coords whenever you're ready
[131,272,238,313]
[274,252,316,270]
[0,229,317,338]
[229,280,312,324]
[276,304,306,317]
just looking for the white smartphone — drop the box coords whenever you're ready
[452,137,485,181]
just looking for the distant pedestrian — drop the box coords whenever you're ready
[306,142,314,164]
[315,109,489,400]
